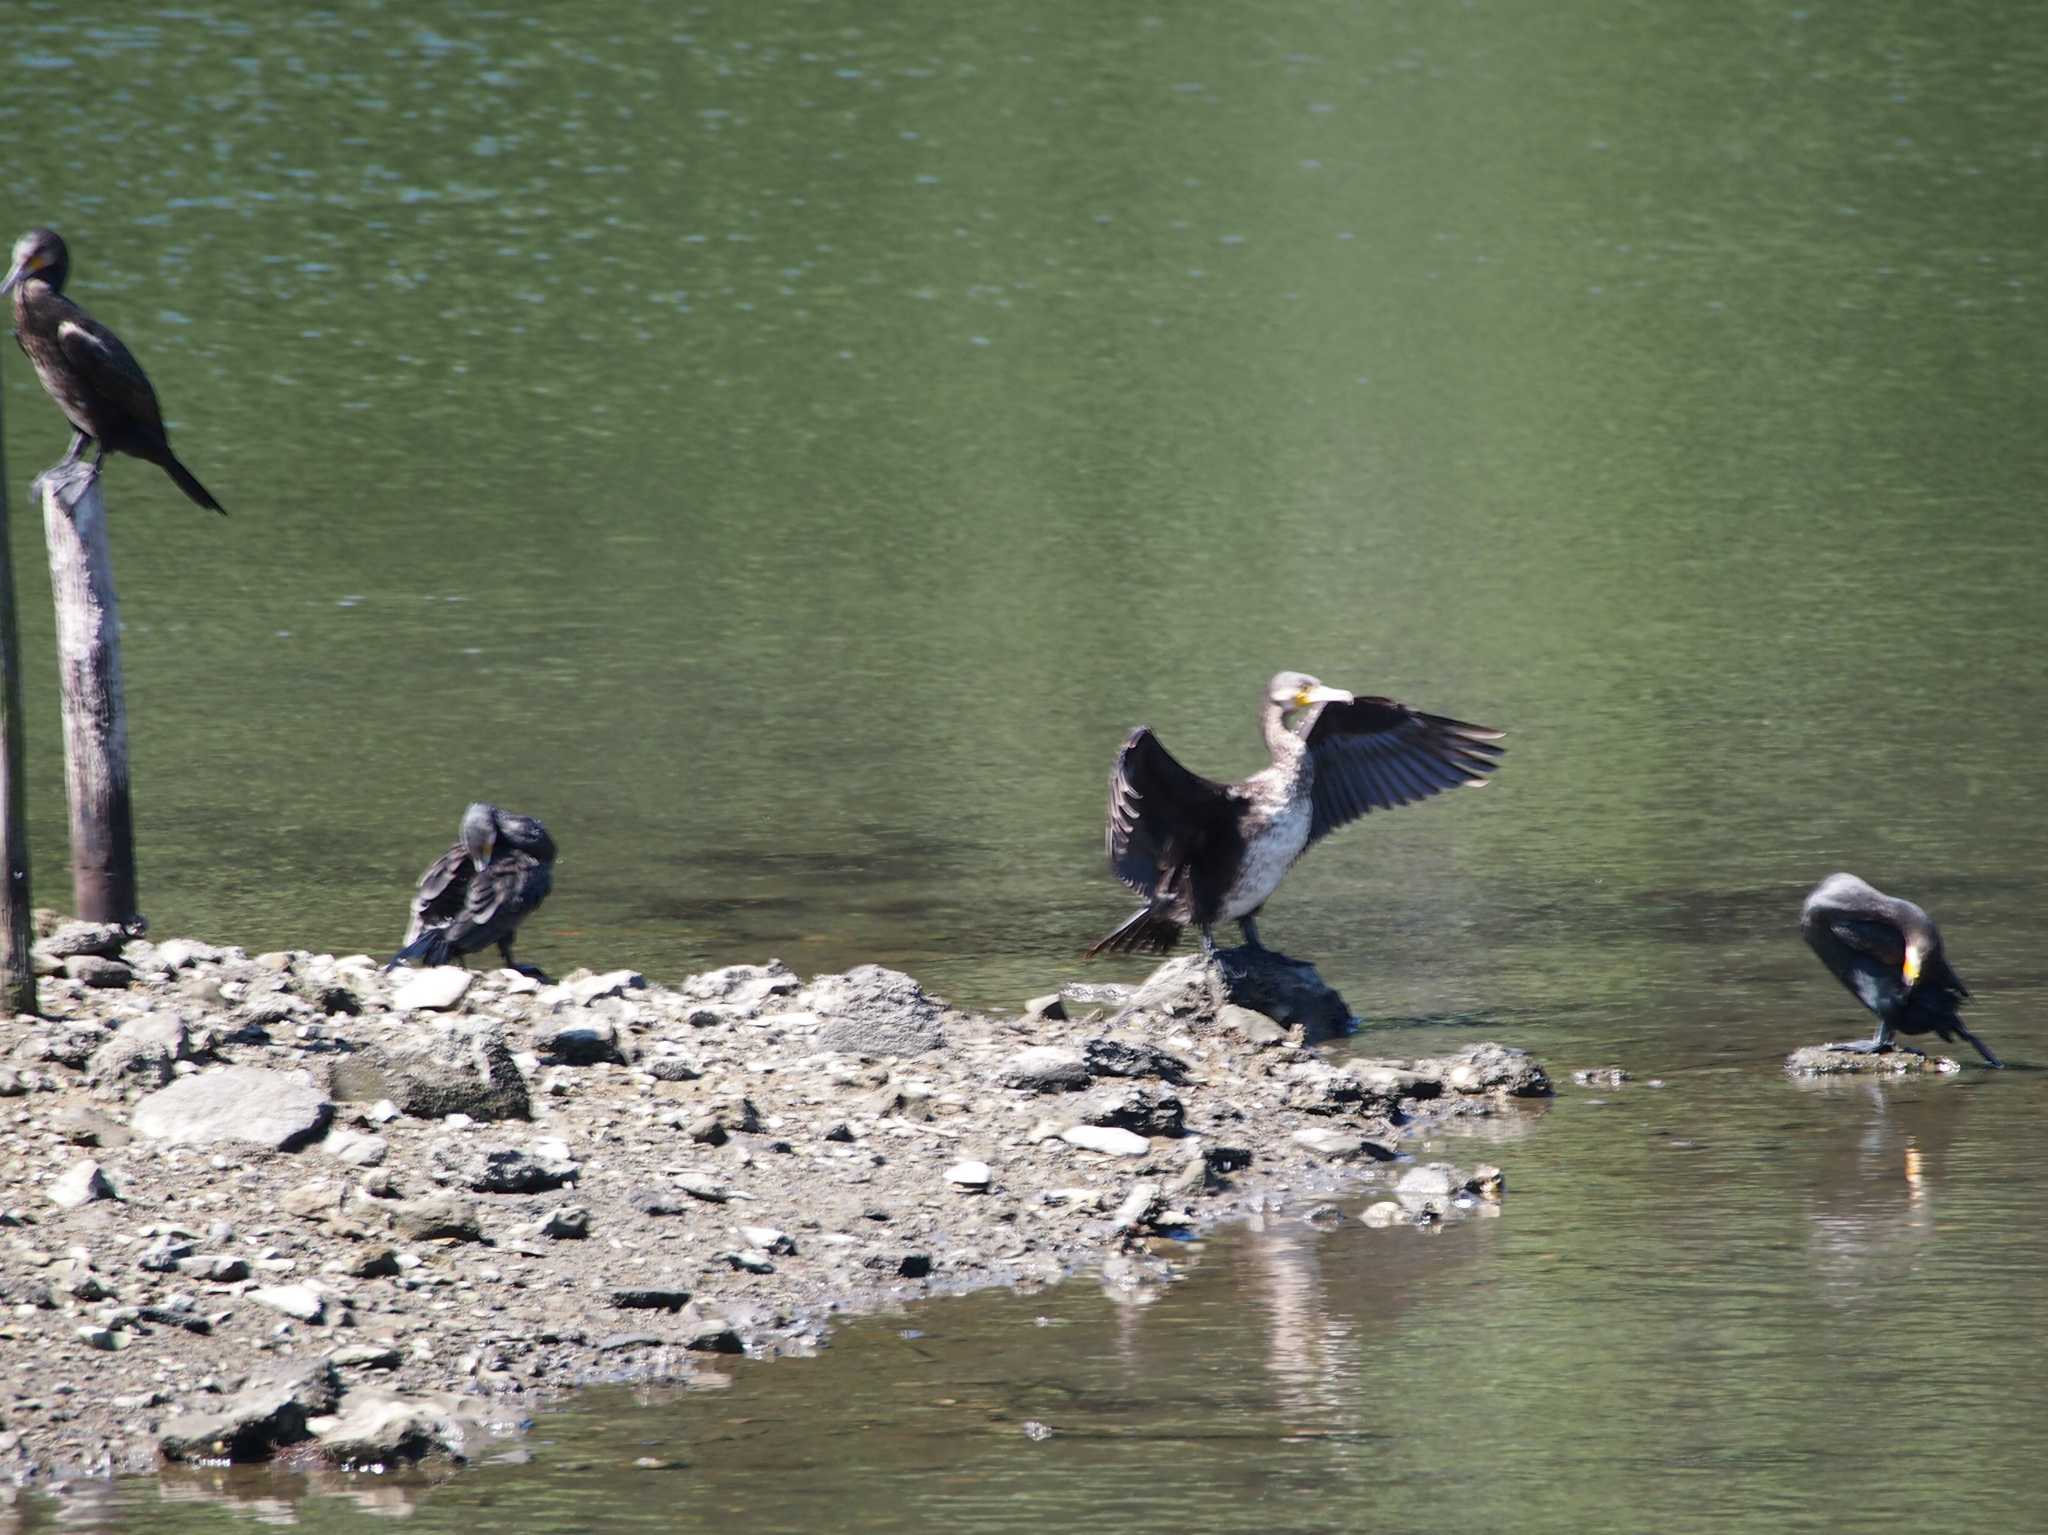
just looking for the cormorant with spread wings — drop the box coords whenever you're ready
[1086,670,1503,960]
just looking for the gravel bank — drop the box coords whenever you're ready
[0,922,1549,1486]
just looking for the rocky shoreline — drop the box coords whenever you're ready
[0,921,1551,1489]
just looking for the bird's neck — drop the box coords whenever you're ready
[1261,704,1312,784]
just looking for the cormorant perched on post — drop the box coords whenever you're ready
[1800,872,2001,1067]
[0,228,224,513]
[1086,671,1503,961]
[386,803,555,975]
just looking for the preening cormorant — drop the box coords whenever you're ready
[386,803,556,974]
[1,228,224,513]
[1086,671,1504,960]
[1800,872,2001,1067]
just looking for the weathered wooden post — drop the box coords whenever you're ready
[38,464,139,928]
[0,389,37,1014]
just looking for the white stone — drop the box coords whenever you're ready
[131,1067,333,1150]
[945,1159,993,1188]
[1292,1128,1367,1160]
[390,967,472,1012]
[252,1284,327,1323]
[48,1159,115,1209]
[1060,1125,1150,1158]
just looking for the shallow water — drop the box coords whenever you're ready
[5,0,2047,1529]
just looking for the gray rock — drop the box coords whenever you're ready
[1132,950,1352,1040]
[1217,1004,1289,1047]
[315,1390,474,1467]
[677,960,799,1018]
[35,921,128,962]
[63,955,134,989]
[157,1360,340,1462]
[1360,1200,1405,1228]
[1413,1042,1553,1097]
[997,1045,1090,1093]
[50,1104,132,1147]
[154,937,228,970]
[132,1067,334,1151]
[799,965,948,1057]
[329,1020,530,1121]
[1572,1066,1633,1087]
[1292,1128,1385,1161]
[431,1138,578,1195]
[323,1131,389,1168]
[47,1159,116,1209]
[540,1205,590,1239]
[564,969,645,1006]
[387,1194,484,1242]
[646,1054,702,1082]
[1785,1044,1958,1078]
[85,1014,188,1088]
[540,1014,627,1066]
[389,967,473,1012]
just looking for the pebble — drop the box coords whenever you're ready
[47,1159,116,1209]
[1060,1125,1150,1158]
[945,1160,993,1188]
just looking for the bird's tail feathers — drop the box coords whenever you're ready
[160,452,225,515]
[1084,907,1183,959]
[384,930,451,971]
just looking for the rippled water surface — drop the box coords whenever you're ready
[5,0,2046,1529]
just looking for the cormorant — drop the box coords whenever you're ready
[386,803,556,974]
[1800,872,2001,1067]
[1,228,224,513]
[1086,670,1504,960]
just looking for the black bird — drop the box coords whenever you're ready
[1086,670,1503,961]
[386,803,556,974]
[1,228,224,513]
[1800,872,2001,1067]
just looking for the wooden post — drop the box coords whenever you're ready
[0,391,36,1014]
[38,464,139,928]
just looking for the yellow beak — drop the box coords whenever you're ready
[1294,684,1354,709]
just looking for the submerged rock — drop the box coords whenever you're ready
[1785,1044,1959,1077]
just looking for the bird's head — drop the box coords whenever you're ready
[1267,670,1353,726]
[0,228,68,298]
[460,801,501,872]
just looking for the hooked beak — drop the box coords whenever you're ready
[470,840,494,873]
[1293,683,1354,709]
[0,253,34,297]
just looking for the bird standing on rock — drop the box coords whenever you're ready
[1,227,224,513]
[387,803,556,977]
[1800,872,2001,1067]
[1087,670,1503,963]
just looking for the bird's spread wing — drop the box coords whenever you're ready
[1305,698,1503,843]
[446,853,552,953]
[405,842,473,946]
[55,310,165,438]
[1107,726,1242,907]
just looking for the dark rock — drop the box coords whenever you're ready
[610,1286,692,1312]
[540,1015,627,1067]
[1023,993,1067,1022]
[1132,949,1352,1040]
[822,1122,855,1143]
[1082,1038,1191,1084]
[63,955,134,990]
[800,965,948,1057]
[156,1360,340,1463]
[131,1067,334,1151]
[1080,1083,1186,1136]
[430,1139,578,1195]
[329,1020,531,1121]
[595,1332,664,1352]
[997,1046,1090,1093]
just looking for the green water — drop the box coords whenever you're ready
[6,0,2047,1529]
